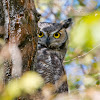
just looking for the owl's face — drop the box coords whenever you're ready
[38,18,72,49]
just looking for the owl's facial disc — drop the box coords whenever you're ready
[45,32,61,47]
[48,29,68,49]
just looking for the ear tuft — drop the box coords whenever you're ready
[61,18,72,28]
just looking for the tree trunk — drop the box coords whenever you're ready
[0,0,40,83]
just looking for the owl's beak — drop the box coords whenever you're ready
[46,37,50,47]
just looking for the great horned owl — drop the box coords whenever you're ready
[35,18,72,93]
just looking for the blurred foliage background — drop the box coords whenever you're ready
[0,0,100,100]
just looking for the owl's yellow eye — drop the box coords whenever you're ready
[53,33,61,38]
[38,32,44,38]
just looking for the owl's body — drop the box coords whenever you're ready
[36,45,68,92]
[35,18,72,93]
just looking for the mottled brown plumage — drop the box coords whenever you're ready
[35,18,72,93]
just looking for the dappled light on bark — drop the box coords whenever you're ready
[0,0,42,99]
[0,0,40,81]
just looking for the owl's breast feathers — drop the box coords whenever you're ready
[35,47,68,93]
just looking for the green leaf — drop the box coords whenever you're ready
[70,11,100,51]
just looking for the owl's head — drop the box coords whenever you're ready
[38,18,72,49]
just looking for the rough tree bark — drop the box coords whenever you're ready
[0,0,40,82]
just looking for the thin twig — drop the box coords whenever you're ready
[64,43,100,63]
